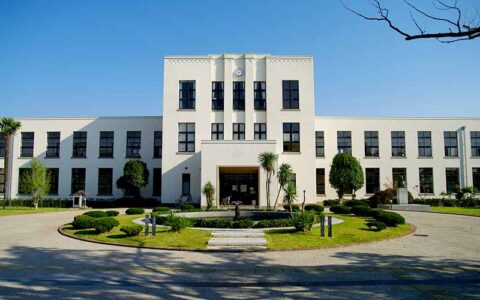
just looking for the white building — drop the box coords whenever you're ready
[1,54,479,207]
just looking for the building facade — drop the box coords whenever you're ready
[1,54,479,207]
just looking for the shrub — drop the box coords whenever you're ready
[105,210,119,217]
[344,200,368,207]
[120,224,143,237]
[442,199,456,207]
[330,205,352,214]
[292,211,319,232]
[164,214,192,231]
[83,211,108,218]
[232,219,255,229]
[351,206,376,217]
[374,211,405,227]
[125,207,145,215]
[152,206,171,213]
[254,218,294,228]
[458,197,476,208]
[283,204,300,212]
[180,204,198,211]
[72,215,95,229]
[304,204,324,213]
[94,217,120,233]
[322,199,340,207]
[366,221,387,231]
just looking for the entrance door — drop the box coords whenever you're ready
[219,168,258,205]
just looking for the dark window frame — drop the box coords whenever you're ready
[0,133,5,158]
[316,168,325,195]
[126,131,142,158]
[392,168,407,189]
[254,123,267,140]
[153,131,162,158]
[20,132,34,158]
[366,168,380,194]
[233,123,245,140]
[233,81,245,110]
[211,123,224,140]
[46,132,60,158]
[98,168,113,196]
[179,80,196,109]
[282,80,299,109]
[47,168,59,195]
[178,123,195,152]
[418,131,432,157]
[419,168,434,194]
[445,168,459,193]
[71,168,86,195]
[365,131,379,157]
[471,131,480,157]
[72,131,87,158]
[316,131,325,157]
[99,131,114,158]
[391,131,406,157]
[254,81,266,110]
[153,168,162,196]
[473,168,480,191]
[283,123,300,152]
[182,173,191,196]
[444,131,458,157]
[0,168,5,194]
[337,131,352,154]
[18,168,31,194]
[212,81,224,110]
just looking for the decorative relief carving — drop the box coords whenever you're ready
[267,58,312,64]
[232,149,244,158]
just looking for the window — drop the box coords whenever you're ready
[365,131,379,157]
[72,131,87,158]
[233,81,245,110]
[418,131,432,157]
[391,131,406,157]
[153,131,162,158]
[178,123,195,152]
[471,131,480,157]
[445,168,459,193]
[98,168,113,195]
[289,173,297,187]
[126,131,141,158]
[0,168,4,194]
[99,131,114,158]
[392,168,407,189]
[473,168,480,191]
[0,133,5,157]
[18,168,30,194]
[444,131,458,157]
[315,131,325,157]
[47,168,59,195]
[182,173,190,195]
[211,123,224,140]
[233,123,245,140]
[212,81,224,110]
[283,123,300,152]
[71,168,86,194]
[179,80,195,109]
[282,80,299,109]
[153,168,162,196]
[46,132,60,158]
[366,168,380,194]
[337,131,352,154]
[316,168,325,195]
[419,168,434,194]
[254,81,266,110]
[21,132,34,157]
[254,123,267,140]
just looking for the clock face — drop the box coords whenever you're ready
[235,68,243,77]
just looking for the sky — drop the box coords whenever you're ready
[0,0,479,118]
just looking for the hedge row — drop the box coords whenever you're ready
[349,206,405,227]
[72,215,120,233]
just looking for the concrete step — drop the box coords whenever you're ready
[207,245,267,251]
[208,237,267,246]
[211,231,265,238]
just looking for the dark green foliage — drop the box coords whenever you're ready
[94,217,120,233]
[125,207,145,215]
[283,204,300,212]
[164,214,192,231]
[72,215,95,229]
[83,211,108,218]
[329,153,364,200]
[152,206,171,213]
[344,200,368,207]
[254,218,294,228]
[442,199,456,207]
[120,224,143,237]
[322,200,340,207]
[374,211,405,227]
[105,210,119,217]
[368,188,396,208]
[330,205,352,214]
[366,221,387,231]
[351,206,377,217]
[304,204,324,213]
[180,204,198,211]
[117,160,149,197]
[232,219,255,228]
[292,211,319,232]
[458,197,476,207]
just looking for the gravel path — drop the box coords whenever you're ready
[0,209,479,299]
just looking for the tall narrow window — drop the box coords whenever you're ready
[47,168,59,195]
[233,82,245,110]
[99,131,114,158]
[365,131,379,157]
[126,131,141,158]
[316,168,325,195]
[337,131,352,154]
[366,168,380,194]
[282,80,299,109]
[254,123,267,140]
[254,81,266,110]
[46,132,60,158]
[233,123,245,140]
[0,168,4,194]
[418,131,432,157]
[20,132,34,157]
[178,123,195,152]
[179,80,195,109]
[391,131,406,157]
[212,81,224,110]
[72,131,87,158]
[153,131,162,158]
[444,131,458,157]
[211,123,224,140]
[283,123,300,152]
[98,168,113,195]
[392,168,407,189]
[470,131,480,157]
[153,168,162,196]
[315,131,324,157]
[18,168,30,194]
[182,173,191,195]
[0,133,5,158]
[289,173,297,187]
[71,168,86,194]
[445,168,459,193]
[419,168,434,194]
[473,168,480,191]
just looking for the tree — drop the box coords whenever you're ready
[283,181,297,216]
[0,117,22,208]
[273,163,293,210]
[117,160,149,197]
[343,0,480,43]
[21,159,50,209]
[258,152,277,210]
[329,153,364,201]
[202,181,215,209]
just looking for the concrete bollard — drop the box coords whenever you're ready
[152,215,156,236]
[328,216,332,237]
[320,215,325,237]
[144,215,150,236]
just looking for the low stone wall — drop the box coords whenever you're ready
[378,204,431,212]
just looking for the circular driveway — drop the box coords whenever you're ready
[0,210,479,299]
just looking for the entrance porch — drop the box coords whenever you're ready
[219,167,259,206]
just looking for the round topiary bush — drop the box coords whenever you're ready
[164,214,192,231]
[330,205,352,214]
[344,200,368,207]
[374,211,405,227]
[125,208,145,215]
[152,206,171,213]
[366,221,387,231]
[83,211,108,218]
[304,204,324,213]
[120,224,143,237]
[351,206,376,217]
[72,215,95,229]
[105,210,119,217]
[94,217,120,233]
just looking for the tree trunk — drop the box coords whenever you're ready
[273,185,282,211]
[266,173,271,210]
[2,134,10,209]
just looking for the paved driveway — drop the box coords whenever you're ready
[0,210,479,299]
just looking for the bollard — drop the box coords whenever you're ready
[152,215,157,236]
[144,214,150,236]
[320,215,325,237]
[328,216,332,237]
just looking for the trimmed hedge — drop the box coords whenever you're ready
[83,211,108,218]
[374,211,405,227]
[125,208,145,215]
[72,215,95,229]
[232,219,255,229]
[366,221,387,231]
[105,210,119,217]
[120,224,143,237]
[254,218,294,228]
[94,217,120,233]
[304,204,324,213]
[344,200,368,207]
[330,205,352,214]
[152,206,171,213]
[283,204,300,212]
[351,206,377,217]
[163,214,192,231]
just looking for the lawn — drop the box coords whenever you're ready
[431,206,480,217]
[64,214,211,249]
[265,214,413,250]
[0,206,77,217]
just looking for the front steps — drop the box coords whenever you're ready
[207,230,267,251]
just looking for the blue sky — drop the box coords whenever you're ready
[1,0,478,117]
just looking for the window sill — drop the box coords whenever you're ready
[471,156,480,159]
[391,156,407,159]
[18,157,33,159]
[364,156,380,159]
[282,151,301,154]
[254,109,267,111]
[280,109,300,111]
[417,156,433,159]
[315,156,325,159]
[233,109,245,112]
[44,157,60,159]
[176,152,195,155]
[177,109,196,111]
[153,157,162,159]
[419,193,435,196]
[212,109,224,112]
[126,156,142,159]
[71,157,87,159]
[98,156,114,159]
[316,194,326,197]
[444,156,459,159]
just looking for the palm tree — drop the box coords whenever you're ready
[273,163,293,210]
[283,181,297,216]
[0,118,22,209]
[258,152,277,210]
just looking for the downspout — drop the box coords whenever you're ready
[459,126,468,188]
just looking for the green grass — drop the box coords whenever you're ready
[431,206,480,217]
[64,214,211,249]
[0,206,77,217]
[265,214,412,250]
